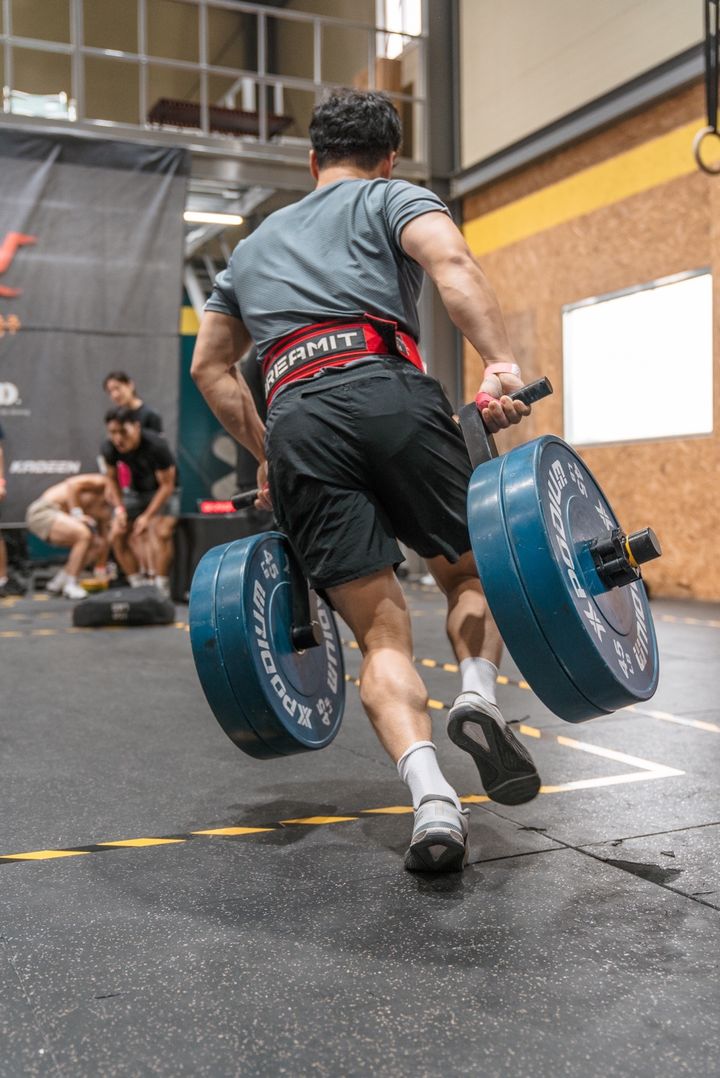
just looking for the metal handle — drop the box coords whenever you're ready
[230,488,259,510]
[228,488,321,650]
[506,376,553,407]
[459,377,554,470]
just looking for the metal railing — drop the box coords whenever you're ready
[0,0,428,167]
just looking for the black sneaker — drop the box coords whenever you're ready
[404,795,469,873]
[447,691,541,805]
[2,575,27,596]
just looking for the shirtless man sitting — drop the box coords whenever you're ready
[25,474,112,600]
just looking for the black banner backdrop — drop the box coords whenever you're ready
[0,130,189,522]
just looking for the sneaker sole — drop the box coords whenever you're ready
[404,829,468,873]
[448,710,541,806]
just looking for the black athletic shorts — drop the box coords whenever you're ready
[265,358,473,591]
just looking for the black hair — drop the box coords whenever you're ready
[105,406,139,425]
[103,371,133,390]
[309,88,402,171]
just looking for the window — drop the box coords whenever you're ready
[376,0,422,59]
[562,270,713,445]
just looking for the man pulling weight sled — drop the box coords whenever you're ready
[191,88,541,872]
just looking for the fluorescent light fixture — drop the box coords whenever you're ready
[183,210,244,226]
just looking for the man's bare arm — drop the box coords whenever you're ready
[140,466,176,521]
[401,212,517,366]
[191,312,266,462]
[104,465,125,513]
[401,211,530,429]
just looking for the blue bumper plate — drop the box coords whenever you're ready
[189,532,344,757]
[467,436,659,722]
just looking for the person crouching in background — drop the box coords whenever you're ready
[25,474,112,599]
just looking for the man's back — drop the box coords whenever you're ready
[207,178,447,356]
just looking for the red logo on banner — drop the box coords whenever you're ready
[0,232,37,298]
[0,315,22,336]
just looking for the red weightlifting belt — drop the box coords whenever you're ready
[261,314,425,406]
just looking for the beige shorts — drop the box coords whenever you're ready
[26,498,62,541]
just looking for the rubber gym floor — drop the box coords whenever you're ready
[1,582,719,1077]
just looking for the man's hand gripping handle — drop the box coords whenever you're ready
[458,377,553,470]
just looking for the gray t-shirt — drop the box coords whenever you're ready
[204,178,449,359]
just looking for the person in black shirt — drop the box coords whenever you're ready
[103,371,163,433]
[102,407,178,597]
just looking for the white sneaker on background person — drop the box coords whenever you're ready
[154,576,171,599]
[46,569,69,595]
[62,580,87,601]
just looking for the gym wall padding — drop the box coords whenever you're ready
[0,131,189,522]
[461,81,720,601]
[177,305,226,513]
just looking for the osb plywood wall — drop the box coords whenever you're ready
[462,83,720,601]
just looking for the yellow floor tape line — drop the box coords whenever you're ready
[192,826,275,836]
[97,838,187,848]
[280,816,358,826]
[5,849,91,860]
[0,724,684,865]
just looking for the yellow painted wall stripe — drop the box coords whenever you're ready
[464,118,703,256]
[180,305,200,335]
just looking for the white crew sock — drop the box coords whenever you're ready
[460,657,498,704]
[397,741,461,810]
[0,576,7,587]
[128,573,145,587]
[64,574,78,586]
